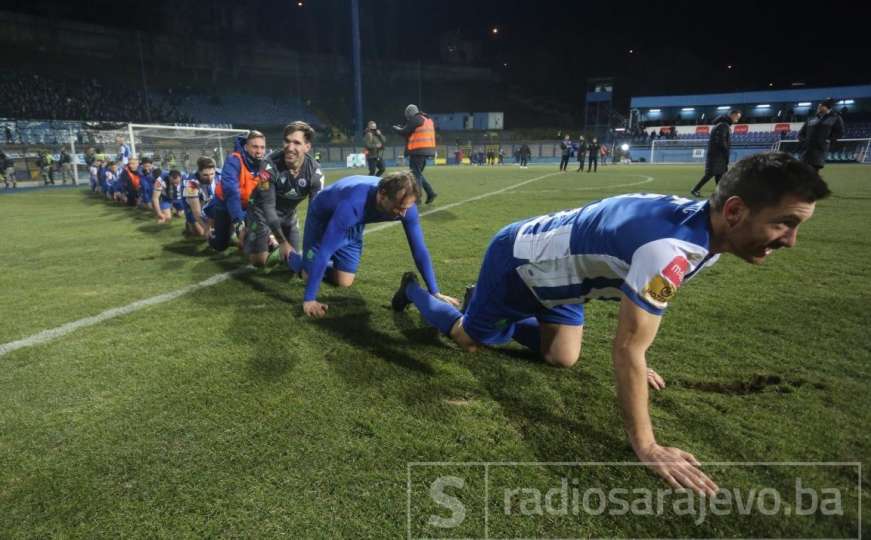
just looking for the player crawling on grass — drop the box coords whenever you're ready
[244,121,324,268]
[183,157,219,238]
[152,170,185,224]
[298,171,458,318]
[391,152,830,495]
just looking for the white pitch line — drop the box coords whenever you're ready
[0,171,653,358]
[364,170,563,234]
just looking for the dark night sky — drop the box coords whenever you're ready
[3,0,870,107]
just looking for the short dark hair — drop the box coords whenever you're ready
[378,170,421,201]
[730,109,742,116]
[140,156,153,165]
[169,169,182,179]
[283,121,315,143]
[247,130,265,142]
[820,98,836,110]
[197,156,216,171]
[152,168,163,178]
[711,153,831,211]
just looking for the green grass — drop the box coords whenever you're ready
[0,164,868,538]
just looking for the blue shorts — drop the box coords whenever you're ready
[461,225,585,346]
[172,200,184,212]
[159,201,171,211]
[301,219,364,275]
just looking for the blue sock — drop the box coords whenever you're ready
[287,251,303,273]
[512,317,541,353]
[406,280,462,335]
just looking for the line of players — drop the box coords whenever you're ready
[88,151,219,237]
[88,119,831,496]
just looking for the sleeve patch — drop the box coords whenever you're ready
[661,256,689,287]
[644,275,677,304]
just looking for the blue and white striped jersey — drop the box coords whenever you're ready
[510,193,720,315]
[118,144,131,166]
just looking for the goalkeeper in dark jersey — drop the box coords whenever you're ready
[244,121,324,268]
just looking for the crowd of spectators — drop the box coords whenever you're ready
[0,73,195,124]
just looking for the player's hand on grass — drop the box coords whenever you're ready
[434,293,460,307]
[278,241,293,261]
[647,368,666,390]
[638,443,718,496]
[303,300,328,318]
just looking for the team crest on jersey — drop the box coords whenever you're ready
[258,169,272,191]
[644,275,676,304]
[298,178,307,188]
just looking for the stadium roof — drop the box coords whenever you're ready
[630,85,871,109]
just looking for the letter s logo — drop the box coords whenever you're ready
[428,475,466,529]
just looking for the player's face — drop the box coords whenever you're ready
[245,137,266,160]
[142,163,153,173]
[199,167,216,184]
[379,190,416,218]
[128,158,139,170]
[283,131,311,170]
[170,176,181,186]
[726,194,816,264]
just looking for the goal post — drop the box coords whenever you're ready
[127,124,250,172]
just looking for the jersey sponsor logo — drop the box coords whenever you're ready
[661,256,689,287]
[644,275,676,304]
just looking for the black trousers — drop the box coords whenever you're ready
[408,155,435,199]
[587,155,598,172]
[126,185,138,206]
[559,156,570,171]
[208,206,235,252]
[367,157,385,177]
[691,173,723,193]
[576,153,586,171]
[520,157,528,167]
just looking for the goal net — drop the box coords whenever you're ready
[77,123,249,175]
[128,124,250,174]
[649,139,709,164]
[771,138,871,164]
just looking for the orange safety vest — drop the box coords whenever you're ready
[215,151,257,209]
[407,116,436,152]
[126,167,141,190]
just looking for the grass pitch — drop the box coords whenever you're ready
[0,164,868,537]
